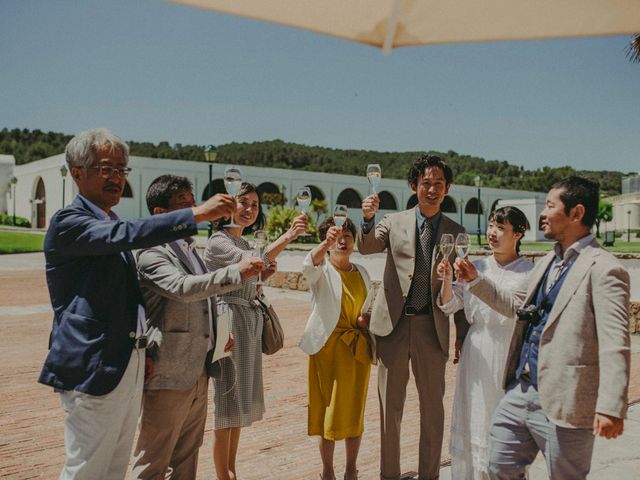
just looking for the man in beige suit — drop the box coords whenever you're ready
[131,175,264,479]
[456,176,630,479]
[358,155,469,480]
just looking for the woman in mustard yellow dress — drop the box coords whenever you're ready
[301,217,372,480]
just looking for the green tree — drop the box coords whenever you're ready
[265,205,318,243]
[627,34,640,63]
[261,192,287,207]
[1,128,630,197]
[309,199,328,223]
[595,200,613,239]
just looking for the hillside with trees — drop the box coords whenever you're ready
[1,128,632,197]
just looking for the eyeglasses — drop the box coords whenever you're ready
[87,166,132,178]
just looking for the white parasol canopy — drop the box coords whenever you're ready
[168,0,640,54]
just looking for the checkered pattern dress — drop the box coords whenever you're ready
[204,231,265,429]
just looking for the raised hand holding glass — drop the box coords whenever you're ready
[455,233,471,259]
[333,204,348,228]
[253,230,269,285]
[296,187,312,236]
[438,234,454,280]
[223,166,242,228]
[367,164,382,195]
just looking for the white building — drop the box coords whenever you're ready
[3,154,548,238]
[603,193,640,237]
[599,174,640,239]
[495,198,546,242]
[0,155,15,215]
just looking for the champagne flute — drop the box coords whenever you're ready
[455,233,471,260]
[253,230,269,285]
[333,204,348,228]
[223,166,242,228]
[295,187,312,237]
[438,234,454,280]
[367,164,382,195]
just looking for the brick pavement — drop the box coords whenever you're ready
[1,269,638,479]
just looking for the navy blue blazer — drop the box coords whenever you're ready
[38,196,198,396]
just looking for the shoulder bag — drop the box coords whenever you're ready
[255,291,284,355]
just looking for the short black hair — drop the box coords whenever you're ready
[550,176,599,229]
[216,182,265,234]
[146,175,193,215]
[318,216,356,242]
[489,206,529,254]
[407,154,453,188]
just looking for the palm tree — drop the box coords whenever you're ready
[595,200,613,239]
[627,34,640,63]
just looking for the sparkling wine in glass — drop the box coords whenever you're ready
[223,166,242,228]
[333,204,348,228]
[296,187,312,237]
[367,164,382,195]
[253,230,269,285]
[438,234,454,280]
[455,233,471,259]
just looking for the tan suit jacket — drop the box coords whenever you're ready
[136,242,241,390]
[469,239,630,428]
[358,209,469,353]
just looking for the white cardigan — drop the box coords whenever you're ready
[299,251,371,355]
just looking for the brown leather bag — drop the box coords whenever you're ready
[255,292,284,355]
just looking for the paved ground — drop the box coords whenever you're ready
[0,254,639,479]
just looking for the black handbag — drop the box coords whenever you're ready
[255,292,284,355]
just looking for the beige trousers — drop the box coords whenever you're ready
[131,369,209,480]
[376,314,447,480]
[59,349,145,480]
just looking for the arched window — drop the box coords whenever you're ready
[257,182,279,196]
[336,188,362,209]
[406,194,418,209]
[306,185,325,201]
[464,197,484,215]
[490,199,502,213]
[378,191,397,210]
[441,195,457,213]
[35,177,45,200]
[201,179,226,201]
[33,177,46,228]
[122,180,133,198]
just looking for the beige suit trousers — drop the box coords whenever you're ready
[131,369,209,479]
[377,314,447,480]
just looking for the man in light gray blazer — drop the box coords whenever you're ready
[130,175,264,480]
[358,155,469,480]
[456,176,630,479]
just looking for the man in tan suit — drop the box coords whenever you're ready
[358,155,469,480]
[456,176,630,479]
[131,175,264,479]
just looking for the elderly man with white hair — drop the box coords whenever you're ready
[38,128,264,480]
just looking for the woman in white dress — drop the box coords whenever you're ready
[436,206,532,480]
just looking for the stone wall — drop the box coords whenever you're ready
[265,272,640,335]
[265,271,307,291]
[631,302,640,335]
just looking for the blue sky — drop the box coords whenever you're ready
[1,0,638,172]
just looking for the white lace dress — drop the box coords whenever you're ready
[438,255,532,480]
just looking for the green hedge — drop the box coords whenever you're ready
[0,213,31,228]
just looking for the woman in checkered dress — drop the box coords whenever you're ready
[204,182,307,480]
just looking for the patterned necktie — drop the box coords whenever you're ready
[412,219,433,310]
